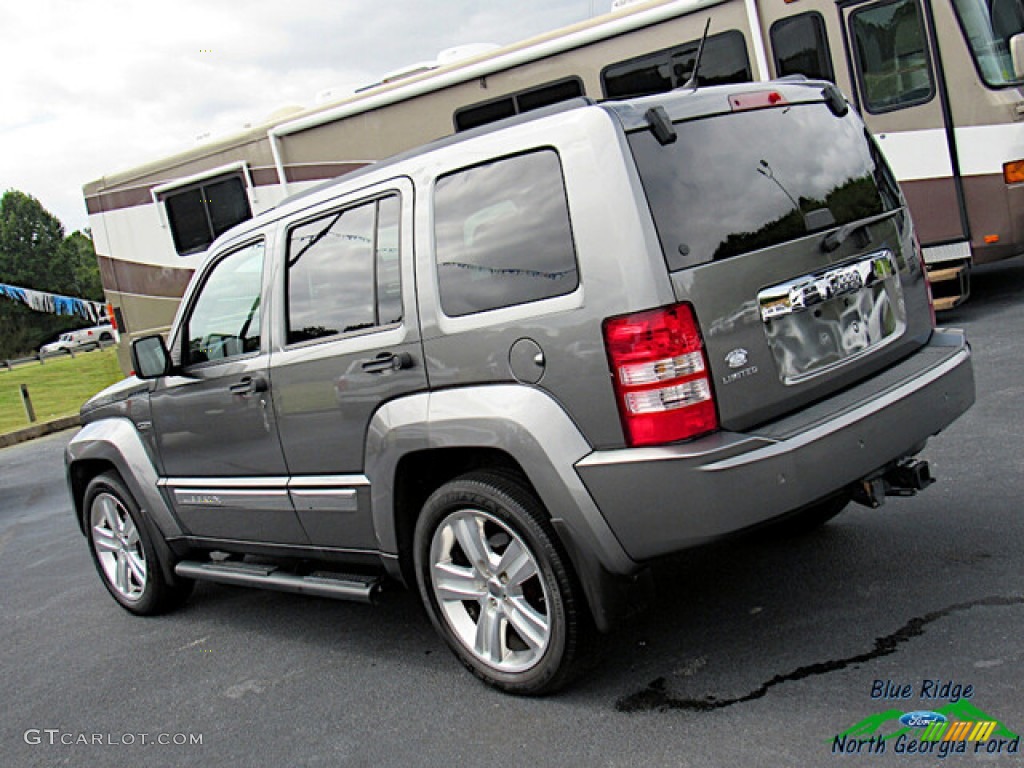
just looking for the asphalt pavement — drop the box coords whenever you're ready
[2,259,1023,767]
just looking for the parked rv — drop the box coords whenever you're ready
[84,0,1024,372]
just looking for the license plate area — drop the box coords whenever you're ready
[758,251,905,384]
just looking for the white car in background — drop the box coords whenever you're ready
[40,324,117,354]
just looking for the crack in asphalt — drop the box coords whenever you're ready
[616,594,1024,714]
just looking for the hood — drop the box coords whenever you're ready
[80,376,150,419]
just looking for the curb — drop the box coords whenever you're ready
[0,415,81,450]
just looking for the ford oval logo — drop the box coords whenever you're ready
[899,711,948,728]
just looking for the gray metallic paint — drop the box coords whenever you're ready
[576,331,973,560]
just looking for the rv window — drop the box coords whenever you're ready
[184,240,264,366]
[951,0,1024,87]
[434,150,578,317]
[454,78,584,131]
[286,195,402,345]
[601,31,751,99]
[770,12,835,82]
[850,0,936,113]
[163,175,252,256]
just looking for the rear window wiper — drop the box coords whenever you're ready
[821,209,901,253]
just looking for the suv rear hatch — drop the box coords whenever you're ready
[612,83,935,432]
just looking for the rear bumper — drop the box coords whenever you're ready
[575,330,974,562]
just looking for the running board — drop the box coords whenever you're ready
[174,560,381,604]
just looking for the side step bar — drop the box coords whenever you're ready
[174,560,381,604]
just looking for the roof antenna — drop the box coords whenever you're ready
[681,18,712,92]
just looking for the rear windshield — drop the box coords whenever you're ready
[628,102,902,271]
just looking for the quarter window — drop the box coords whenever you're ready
[601,31,751,98]
[184,240,265,366]
[850,0,936,113]
[163,175,252,256]
[286,195,402,345]
[434,151,578,317]
[771,13,835,82]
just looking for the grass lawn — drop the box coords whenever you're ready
[0,348,125,435]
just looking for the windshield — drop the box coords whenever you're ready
[628,102,902,270]
[952,0,1024,87]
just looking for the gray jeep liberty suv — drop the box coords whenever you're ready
[66,80,974,694]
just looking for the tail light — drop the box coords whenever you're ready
[106,303,118,331]
[603,302,718,447]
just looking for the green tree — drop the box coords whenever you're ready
[59,230,105,301]
[0,190,104,358]
[0,189,69,292]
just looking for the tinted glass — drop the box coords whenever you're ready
[165,188,210,255]
[602,31,751,98]
[455,78,583,132]
[771,13,835,82]
[164,175,252,255]
[851,0,936,112]
[629,103,902,270]
[952,0,1024,87]
[287,202,377,343]
[455,99,517,131]
[375,196,403,326]
[206,177,253,238]
[516,78,584,112]
[185,241,264,365]
[434,151,578,317]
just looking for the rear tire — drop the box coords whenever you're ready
[84,472,192,615]
[413,470,586,695]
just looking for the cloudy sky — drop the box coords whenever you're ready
[2,0,609,235]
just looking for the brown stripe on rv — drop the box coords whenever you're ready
[85,163,368,215]
[902,171,1022,263]
[284,162,369,183]
[85,187,153,215]
[899,177,965,244]
[97,254,194,299]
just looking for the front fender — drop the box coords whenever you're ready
[65,418,181,541]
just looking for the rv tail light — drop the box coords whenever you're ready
[729,91,787,112]
[603,302,719,447]
[1004,159,1024,185]
[106,303,118,331]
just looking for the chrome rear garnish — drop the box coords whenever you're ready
[758,251,905,384]
[759,251,897,321]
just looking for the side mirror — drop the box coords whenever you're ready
[1011,34,1024,82]
[131,335,172,379]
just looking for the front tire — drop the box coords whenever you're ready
[414,470,586,695]
[84,472,192,615]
